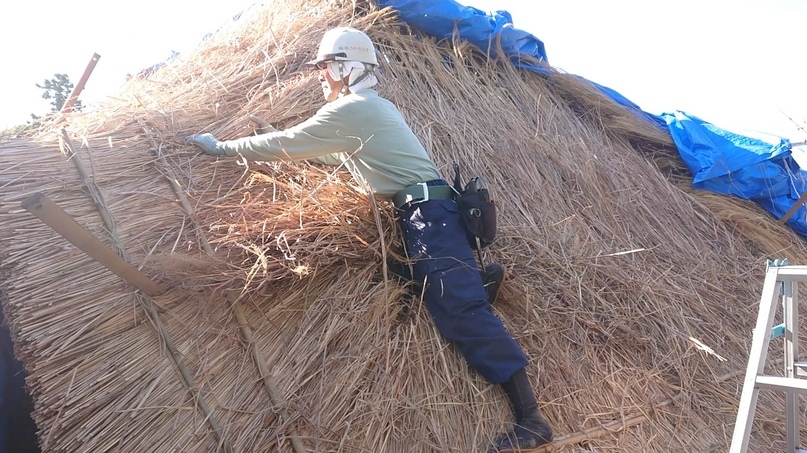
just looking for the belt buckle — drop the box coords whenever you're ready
[414,182,429,204]
[403,182,429,206]
[398,182,430,208]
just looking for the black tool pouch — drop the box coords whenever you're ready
[452,163,497,249]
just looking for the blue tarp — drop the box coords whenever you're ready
[374,0,548,72]
[661,112,807,236]
[374,0,807,238]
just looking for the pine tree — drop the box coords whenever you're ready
[35,73,82,113]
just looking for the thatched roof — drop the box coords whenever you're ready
[2,1,807,451]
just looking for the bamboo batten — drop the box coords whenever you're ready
[2,0,807,452]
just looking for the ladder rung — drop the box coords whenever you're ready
[771,323,785,339]
[756,375,807,393]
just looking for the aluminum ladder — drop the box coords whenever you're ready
[731,261,807,452]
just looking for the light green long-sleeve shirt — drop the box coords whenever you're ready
[218,89,441,199]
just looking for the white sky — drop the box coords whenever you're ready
[2,0,806,142]
[0,0,255,130]
[461,0,807,142]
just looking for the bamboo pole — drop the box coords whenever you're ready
[227,292,307,453]
[60,125,241,452]
[59,129,120,252]
[140,121,215,254]
[21,192,236,451]
[144,123,306,452]
[143,296,235,453]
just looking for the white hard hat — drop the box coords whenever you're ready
[306,27,379,67]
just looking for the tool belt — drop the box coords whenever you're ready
[452,163,497,249]
[392,182,455,209]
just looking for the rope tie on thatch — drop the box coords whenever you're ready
[59,127,235,453]
[142,123,306,453]
[59,130,121,255]
[227,291,306,453]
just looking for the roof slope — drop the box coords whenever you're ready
[1,1,806,451]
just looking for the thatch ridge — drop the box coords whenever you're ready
[2,1,807,451]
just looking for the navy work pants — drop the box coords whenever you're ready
[396,182,527,384]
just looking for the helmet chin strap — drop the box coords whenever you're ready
[337,62,347,84]
[339,77,351,96]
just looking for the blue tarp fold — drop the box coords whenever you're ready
[375,0,807,239]
[374,0,548,72]
[660,112,807,236]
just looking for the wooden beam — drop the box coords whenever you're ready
[20,192,164,296]
[778,190,807,225]
[61,53,101,114]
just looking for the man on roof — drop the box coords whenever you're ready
[186,26,553,453]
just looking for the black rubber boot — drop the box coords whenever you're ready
[488,368,553,452]
[481,262,506,304]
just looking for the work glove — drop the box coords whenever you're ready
[185,133,225,156]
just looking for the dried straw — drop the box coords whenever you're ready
[1,0,807,452]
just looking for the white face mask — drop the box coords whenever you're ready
[321,61,377,101]
[320,61,344,102]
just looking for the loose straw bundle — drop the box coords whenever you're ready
[1,1,806,452]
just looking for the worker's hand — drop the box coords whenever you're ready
[185,133,225,156]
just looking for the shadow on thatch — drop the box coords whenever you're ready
[2,1,807,452]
